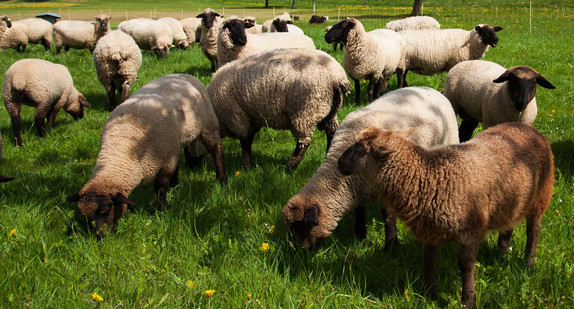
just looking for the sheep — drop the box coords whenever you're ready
[0,18,27,52]
[217,18,316,68]
[325,18,404,105]
[53,14,111,54]
[180,17,202,45]
[197,8,224,72]
[324,26,343,52]
[396,24,502,88]
[309,15,328,24]
[261,12,292,32]
[384,16,440,32]
[208,48,351,171]
[337,122,554,308]
[158,17,189,49]
[444,60,556,142]
[67,74,227,236]
[282,86,459,247]
[243,16,263,34]
[0,132,14,183]
[118,18,174,58]
[93,30,143,111]
[270,19,305,35]
[2,18,52,52]
[2,58,91,146]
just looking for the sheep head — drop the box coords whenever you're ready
[243,16,256,28]
[95,14,111,33]
[152,42,170,58]
[325,18,356,45]
[282,194,328,248]
[64,93,91,121]
[475,24,502,47]
[221,18,247,47]
[197,8,221,29]
[272,19,290,32]
[493,66,556,112]
[1,16,11,28]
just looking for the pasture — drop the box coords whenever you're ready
[0,0,573,307]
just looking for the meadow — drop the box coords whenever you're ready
[0,0,573,307]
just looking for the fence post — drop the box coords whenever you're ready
[529,1,532,35]
[338,7,340,21]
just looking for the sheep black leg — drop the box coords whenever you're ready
[286,141,310,172]
[354,206,367,240]
[34,114,47,138]
[525,215,542,268]
[184,146,204,168]
[154,171,173,211]
[46,104,57,129]
[239,132,256,169]
[120,82,130,104]
[169,167,179,188]
[42,39,50,51]
[8,106,23,146]
[458,243,479,309]
[318,114,338,154]
[378,78,389,97]
[201,133,228,183]
[458,118,479,142]
[382,205,398,248]
[368,79,380,103]
[497,229,513,252]
[106,83,117,111]
[396,68,406,88]
[423,244,438,299]
[354,79,361,105]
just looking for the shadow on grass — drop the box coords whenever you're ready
[551,140,574,184]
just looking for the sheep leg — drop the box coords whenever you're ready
[42,38,51,51]
[367,79,379,103]
[8,105,23,146]
[354,206,367,239]
[423,244,438,299]
[46,106,58,129]
[34,112,47,138]
[56,46,61,54]
[378,78,389,97]
[154,170,174,211]
[64,46,70,52]
[497,229,513,252]
[106,83,117,111]
[317,114,338,154]
[201,132,228,183]
[458,243,479,308]
[239,132,256,169]
[381,205,398,247]
[120,82,130,104]
[286,140,310,172]
[396,68,408,88]
[525,215,542,268]
[184,146,204,168]
[458,118,479,142]
[169,167,179,188]
[353,79,361,105]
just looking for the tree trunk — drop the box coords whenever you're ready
[411,0,423,16]
[292,0,296,9]
[265,0,269,8]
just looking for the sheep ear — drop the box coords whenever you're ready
[67,194,80,203]
[395,127,414,139]
[493,71,511,83]
[151,45,159,50]
[79,95,91,107]
[214,12,221,17]
[494,26,503,32]
[536,75,556,89]
[0,176,14,183]
[474,25,481,31]
[196,13,204,18]
[303,204,319,227]
[112,193,137,206]
[287,20,293,24]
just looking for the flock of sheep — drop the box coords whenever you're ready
[0,7,558,308]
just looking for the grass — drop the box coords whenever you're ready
[1,0,573,307]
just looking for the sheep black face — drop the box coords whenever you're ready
[223,19,247,46]
[152,45,169,58]
[282,197,325,248]
[67,193,136,237]
[95,15,110,31]
[325,19,355,45]
[197,11,221,29]
[475,25,503,47]
[1,16,11,28]
[493,66,556,112]
[272,19,290,32]
[243,17,256,28]
[65,95,91,121]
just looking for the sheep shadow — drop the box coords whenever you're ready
[551,140,574,185]
[83,92,113,112]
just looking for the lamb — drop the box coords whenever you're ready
[158,17,189,49]
[282,86,459,247]
[118,18,174,58]
[208,48,350,171]
[93,30,143,111]
[337,122,554,308]
[444,60,556,142]
[3,59,91,146]
[324,26,343,52]
[2,18,52,52]
[53,14,111,53]
[270,19,305,35]
[180,17,202,45]
[67,74,227,236]
[261,12,291,32]
[325,18,404,105]
[217,18,316,68]
[384,16,440,32]
[396,24,502,88]
[197,8,224,72]
[243,16,262,34]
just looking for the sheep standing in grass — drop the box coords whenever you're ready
[158,17,189,49]
[53,14,110,53]
[337,122,554,308]
[243,16,262,34]
[208,48,350,171]
[0,19,26,52]
[118,18,174,58]
[198,8,224,72]
[261,12,291,32]
[444,60,556,141]
[282,87,459,247]
[2,18,53,52]
[270,19,305,35]
[180,17,202,45]
[324,26,343,52]
[384,16,440,32]
[67,74,227,236]
[93,30,142,111]
[396,24,502,87]
[325,18,403,105]
[217,18,315,68]
[3,59,91,146]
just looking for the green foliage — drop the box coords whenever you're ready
[1,1,573,308]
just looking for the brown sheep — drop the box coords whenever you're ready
[337,122,554,308]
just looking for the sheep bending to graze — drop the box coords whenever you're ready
[180,17,202,45]
[158,17,189,49]
[53,14,110,53]
[217,18,315,68]
[324,26,343,52]
[208,48,350,171]
[282,87,459,247]
[0,18,26,52]
[67,74,227,236]
[444,60,556,142]
[397,24,502,87]
[2,18,53,52]
[325,18,403,105]
[337,122,554,308]
[197,8,224,72]
[118,18,174,58]
[243,16,262,34]
[93,30,143,111]
[384,16,440,32]
[3,59,91,146]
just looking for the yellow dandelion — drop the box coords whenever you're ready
[247,293,252,300]
[260,242,270,251]
[404,289,411,301]
[187,280,195,288]
[8,228,16,237]
[235,171,240,176]
[204,289,215,297]
[92,292,103,302]
[548,114,553,117]
[552,110,556,113]
[269,225,275,234]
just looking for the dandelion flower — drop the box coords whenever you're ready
[92,292,103,302]
[235,171,240,176]
[204,289,215,297]
[8,228,16,237]
[187,280,195,288]
[269,225,275,234]
[260,242,270,251]
[404,289,411,301]
[247,293,252,300]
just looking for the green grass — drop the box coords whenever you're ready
[1,1,573,308]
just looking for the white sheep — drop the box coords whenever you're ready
[217,18,316,68]
[337,122,554,308]
[67,74,227,236]
[208,48,351,170]
[2,18,53,52]
[53,14,111,53]
[396,24,502,87]
[0,18,27,52]
[180,17,202,45]
[93,30,143,111]
[261,12,292,32]
[325,18,403,105]
[158,17,189,49]
[444,60,556,142]
[384,16,440,32]
[118,18,174,58]
[197,8,224,72]
[3,58,91,146]
[243,16,262,34]
[282,86,459,247]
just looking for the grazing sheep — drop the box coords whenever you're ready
[324,26,343,52]
[243,16,263,34]
[2,18,52,52]
[309,15,328,24]
[384,16,440,32]
[282,86,459,247]
[325,18,403,105]
[67,74,227,236]
[337,122,554,308]
[197,8,224,72]
[53,14,111,53]
[270,19,305,35]
[397,24,502,87]
[158,17,189,49]
[3,59,91,146]
[208,48,350,170]
[118,18,174,58]
[444,60,556,141]
[217,18,315,68]
[261,12,292,32]
[180,17,202,45]
[0,19,27,52]
[93,30,143,111]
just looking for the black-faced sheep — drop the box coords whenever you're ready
[444,60,556,141]
[53,14,111,54]
[309,15,328,24]
[261,12,291,33]
[67,74,227,236]
[324,26,343,52]
[270,19,305,35]
[337,122,554,308]
[197,8,224,72]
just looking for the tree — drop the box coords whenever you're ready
[411,0,423,16]
[265,0,269,8]
[292,0,296,9]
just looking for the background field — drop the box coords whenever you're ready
[0,0,573,308]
